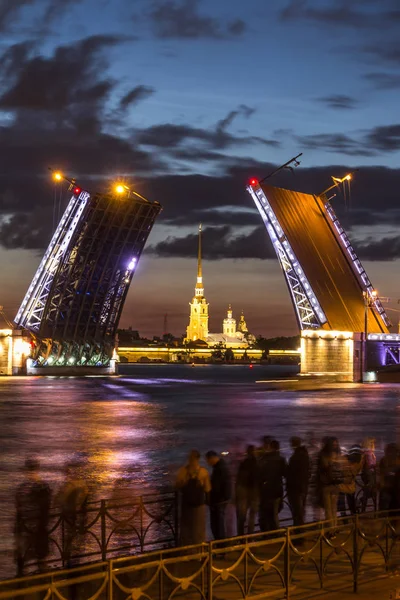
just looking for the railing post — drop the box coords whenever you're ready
[208,541,213,600]
[285,527,290,600]
[385,514,389,573]
[108,559,113,600]
[319,530,324,589]
[353,514,358,593]
[101,500,107,561]
[140,496,144,552]
[61,515,65,568]
[174,491,179,547]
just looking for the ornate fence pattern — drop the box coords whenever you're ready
[20,492,178,572]
[10,473,379,577]
[2,511,400,600]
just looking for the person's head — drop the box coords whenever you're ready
[205,450,219,466]
[332,437,340,453]
[246,444,255,458]
[24,457,40,480]
[271,440,280,453]
[306,431,318,447]
[188,449,200,468]
[384,443,398,462]
[262,436,272,451]
[290,436,302,449]
[363,437,376,451]
[322,437,339,455]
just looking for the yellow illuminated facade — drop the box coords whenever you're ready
[300,329,361,382]
[0,330,31,375]
[185,224,209,342]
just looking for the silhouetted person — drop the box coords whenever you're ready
[378,443,399,511]
[287,437,309,527]
[235,445,259,535]
[176,450,211,545]
[316,437,342,530]
[206,451,231,540]
[259,440,287,531]
[257,436,273,459]
[56,461,89,568]
[15,457,51,577]
[338,444,364,516]
[306,432,323,521]
[361,437,377,511]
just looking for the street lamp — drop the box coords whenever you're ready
[319,172,355,199]
[363,289,377,378]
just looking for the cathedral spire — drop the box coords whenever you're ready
[186,224,209,342]
[195,224,204,297]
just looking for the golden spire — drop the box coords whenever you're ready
[197,223,202,280]
[195,224,204,296]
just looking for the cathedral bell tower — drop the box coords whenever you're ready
[185,225,209,342]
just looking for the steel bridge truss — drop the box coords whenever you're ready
[15,187,161,367]
[247,184,327,329]
[324,199,390,328]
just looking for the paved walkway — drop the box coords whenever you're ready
[311,575,400,599]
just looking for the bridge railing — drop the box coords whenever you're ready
[18,492,178,572]
[14,475,379,576]
[2,510,400,600]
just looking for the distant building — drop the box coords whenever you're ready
[185,224,209,342]
[185,226,254,348]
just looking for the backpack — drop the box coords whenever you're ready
[181,470,205,507]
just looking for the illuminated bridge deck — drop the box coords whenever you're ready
[260,184,389,334]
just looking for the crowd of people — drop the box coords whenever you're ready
[13,434,400,576]
[175,434,400,546]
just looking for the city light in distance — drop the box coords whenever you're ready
[115,184,125,194]
[53,171,62,182]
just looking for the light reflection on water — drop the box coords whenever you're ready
[1,364,400,559]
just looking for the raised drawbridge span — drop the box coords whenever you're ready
[247,180,393,380]
[15,178,161,370]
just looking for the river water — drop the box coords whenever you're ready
[1,364,400,571]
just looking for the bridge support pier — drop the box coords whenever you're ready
[300,330,362,382]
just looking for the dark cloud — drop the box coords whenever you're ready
[281,0,400,28]
[149,0,246,39]
[295,133,375,156]
[297,124,400,156]
[317,94,359,110]
[0,35,121,112]
[149,222,400,263]
[365,43,400,65]
[119,85,155,109]
[364,72,400,90]
[162,207,260,227]
[136,105,277,151]
[366,125,400,152]
[147,225,275,260]
[355,236,400,262]
[0,0,34,31]
[0,0,82,33]
[0,211,49,250]
[0,34,164,244]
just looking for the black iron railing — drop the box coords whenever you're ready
[2,510,400,599]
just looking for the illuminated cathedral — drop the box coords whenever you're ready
[185,226,254,348]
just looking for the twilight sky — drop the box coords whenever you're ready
[1,0,400,337]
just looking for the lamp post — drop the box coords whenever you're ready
[363,289,377,380]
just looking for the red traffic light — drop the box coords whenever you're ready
[73,187,81,195]
[249,178,258,186]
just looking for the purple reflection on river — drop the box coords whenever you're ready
[1,364,400,570]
